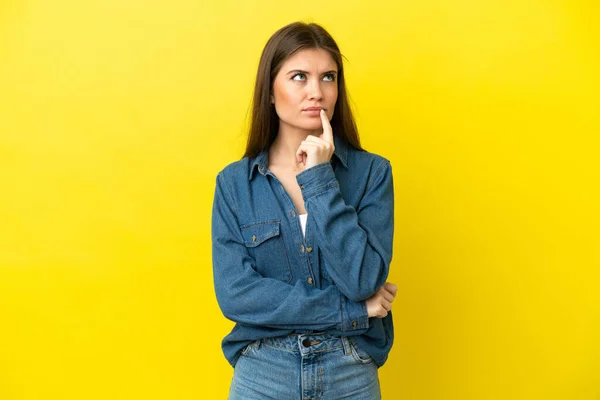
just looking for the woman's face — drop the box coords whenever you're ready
[271,48,338,133]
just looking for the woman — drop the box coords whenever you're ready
[212,21,397,399]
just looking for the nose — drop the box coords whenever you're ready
[307,77,323,100]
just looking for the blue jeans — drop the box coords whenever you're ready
[228,332,381,399]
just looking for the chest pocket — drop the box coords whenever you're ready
[240,220,292,284]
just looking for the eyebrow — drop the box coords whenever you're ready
[285,69,338,76]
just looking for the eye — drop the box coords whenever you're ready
[291,73,306,81]
[323,73,336,82]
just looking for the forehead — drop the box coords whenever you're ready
[279,48,338,72]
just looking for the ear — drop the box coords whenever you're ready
[270,94,274,104]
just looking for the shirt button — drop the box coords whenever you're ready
[300,245,305,253]
[300,184,305,190]
[259,166,265,173]
[306,247,313,253]
[352,321,358,328]
[252,235,256,242]
[291,210,296,217]
[307,277,313,285]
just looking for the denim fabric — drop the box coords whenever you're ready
[228,332,381,399]
[212,135,394,369]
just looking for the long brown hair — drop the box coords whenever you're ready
[243,22,364,159]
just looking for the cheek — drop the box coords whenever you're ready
[278,89,293,104]
[274,85,301,110]
[279,85,298,103]
[329,85,339,100]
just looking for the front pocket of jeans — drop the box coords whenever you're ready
[240,343,252,356]
[348,338,374,364]
[240,340,259,356]
[240,220,292,283]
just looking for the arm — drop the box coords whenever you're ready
[295,159,394,302]
[211,172,369,332]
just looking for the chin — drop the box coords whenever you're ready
[280,118,323,132]
[300,120,323,130]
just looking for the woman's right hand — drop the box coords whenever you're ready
[366,282,397,318]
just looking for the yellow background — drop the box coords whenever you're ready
[1,0,599,399]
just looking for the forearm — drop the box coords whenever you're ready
[296,160,394,301]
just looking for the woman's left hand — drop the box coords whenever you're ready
[296,109,335,170]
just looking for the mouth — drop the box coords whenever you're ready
[302,108,323,117]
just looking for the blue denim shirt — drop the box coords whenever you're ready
[211,135,394,367]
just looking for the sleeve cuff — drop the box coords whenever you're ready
[341,295,369,331]
[296,162,339,200]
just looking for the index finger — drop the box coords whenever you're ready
[319,109,333,144]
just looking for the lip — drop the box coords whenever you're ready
[302,108,322,117]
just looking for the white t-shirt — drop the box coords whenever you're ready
[299,213,308,238]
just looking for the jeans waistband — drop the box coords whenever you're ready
[257,332,352,356]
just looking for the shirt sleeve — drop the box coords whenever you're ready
[295,159,394,302]
[211,172,369,332]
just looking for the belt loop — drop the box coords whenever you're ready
[341,336,351,356]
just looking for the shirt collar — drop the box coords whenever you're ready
[248,135,349,181]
